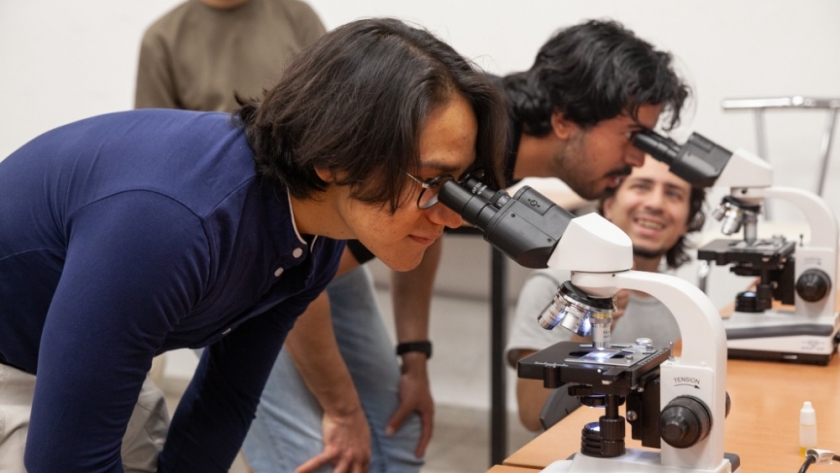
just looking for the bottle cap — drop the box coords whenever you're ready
[800,401,816,424]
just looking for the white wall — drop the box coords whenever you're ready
[2,0,839,217]
[1,6,836,274]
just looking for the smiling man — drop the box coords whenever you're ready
[601,159,704,271]
[506,157,707,432]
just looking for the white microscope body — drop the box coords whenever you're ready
[541,213,733,473]
[436,171,736,472]
[709,148,840,363]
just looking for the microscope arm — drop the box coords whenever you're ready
[636,130,839,314]
[440,178,731,470]
[714,147,839,249]
[690,134,838,251]
[637,130,838,249]
[733,186,839,317]
[714,148,773,189]
[572,271,727,375]
[572,269,728,470]
[750,186,838,249]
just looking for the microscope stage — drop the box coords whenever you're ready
[697,238,795,266]
[518,341,670,389]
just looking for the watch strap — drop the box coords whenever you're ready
[396,340,432,359]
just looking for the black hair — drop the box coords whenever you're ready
[669,186,708,269]
[501,19,690,135]
[235,18,507,212]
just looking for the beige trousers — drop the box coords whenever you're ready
[0,363,170,473]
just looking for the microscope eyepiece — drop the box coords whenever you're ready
[438,177,509,229]
[437,177,575,268]
[631,129,732,188]
[632,129,680,166]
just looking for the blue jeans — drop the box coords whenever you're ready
[242,266,423,473]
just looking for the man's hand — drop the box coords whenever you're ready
[285,287,372,473]
[386,352,434,458]
[295,408,371,473]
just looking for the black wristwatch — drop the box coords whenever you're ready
[396,340,432,359]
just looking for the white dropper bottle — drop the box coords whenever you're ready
[800,401,817,456]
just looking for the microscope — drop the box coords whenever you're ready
[438,176,737,472]
[634,130,840,365]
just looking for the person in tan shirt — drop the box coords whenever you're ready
[135,0,325,112]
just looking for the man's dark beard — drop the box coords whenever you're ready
[633,245,666,260]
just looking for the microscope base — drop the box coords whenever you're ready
[724,309,840,365]
[539,450,740,473]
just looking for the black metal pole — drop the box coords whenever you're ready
[490,247,508,466]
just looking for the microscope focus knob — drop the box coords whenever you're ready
[659,396,712,448]
[796,269,831,302]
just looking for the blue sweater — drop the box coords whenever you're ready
[0,109,344,472]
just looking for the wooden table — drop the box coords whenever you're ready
[499,357,840,472]
[487,466,539,473]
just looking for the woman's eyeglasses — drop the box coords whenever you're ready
[405,168,484,210]
[405,172,452,209]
